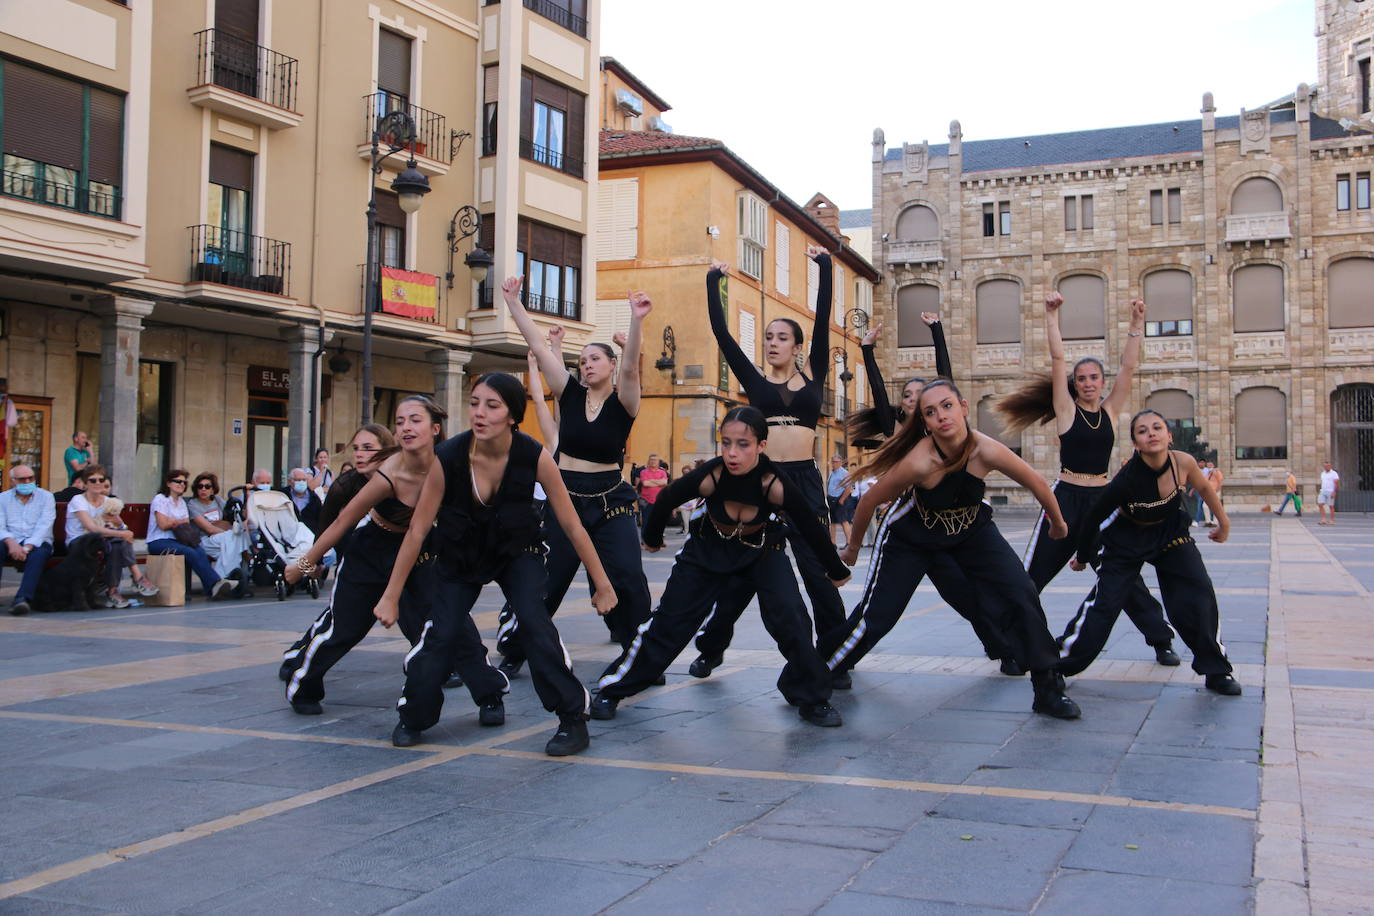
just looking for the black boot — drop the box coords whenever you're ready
[545,714,590,756]
[589,694,619,720]
[391,721,423,747]
[688,653,722,678]
[443,671,464,689]
[999,657,1026,677]
[1205,674,1243,696]
[1153,642,1182,667]
[290,700,322,716]
[798,701,843,727]
[1030,670,1081,719]
[498,657,524,679]
[478,695,505,726]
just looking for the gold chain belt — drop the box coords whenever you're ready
[914,498,981,537]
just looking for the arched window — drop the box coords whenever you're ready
[977,396,1020,456]
[1328,257,1374,329]
[1142,269,1193,337]
[975,279,1021,344]
[895,204,939,241]
[1234,386,1287,460]
[1057,274,1106,340]
[1231,176,1283,215]
[897,284,939,347]
[1144,388,1197,448]
[1232,263,1285,333]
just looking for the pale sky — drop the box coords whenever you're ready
[599,0,1317,210]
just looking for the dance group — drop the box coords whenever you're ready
[275,247,1241,759]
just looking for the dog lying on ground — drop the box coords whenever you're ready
[32,534,107,612]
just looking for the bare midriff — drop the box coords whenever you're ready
[558,454,622,475]
[761,425,817,463]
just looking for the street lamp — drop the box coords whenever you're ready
[446,205,492,289]
[655,325,677,372]
[362,109,431,426]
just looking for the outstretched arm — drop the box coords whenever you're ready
[502,276,571,396]
[642,462,715,549]
[706,263,764,389]
[980,435,1068,539]
[526,350,559,449]
[284,470,393,585]
[1044,292,1075,434]
[770,473,849,583]
[1103,298,1146,417]
[839,454,922,566]
[617,291,651,417]
[538,450,617,615]
[1179,451,1229,543]
[373,462,445,627]
[861,321,895,437]
[806,247,833,383]
[926,313,952,381]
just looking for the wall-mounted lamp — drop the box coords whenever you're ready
[655,325,677,372]
[831,347,854,384]
[446,205,492,288]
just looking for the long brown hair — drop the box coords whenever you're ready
[846,376,926,446]
[996,357,1107,434]
[859,379,974,480]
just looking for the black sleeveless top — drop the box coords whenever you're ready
[557,379,634,466]
[371,469,414,528]
[1076,451,1187,563]
[916,440,986,510]
[433,430,543,582]
[1059,406,1114,476]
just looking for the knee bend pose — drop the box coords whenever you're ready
[279,400,507,720]
[380,373,617,756]
[849,315,1019,674]
[1057,410,1241,696]
[819,379,1081,720]
[593,407,850,727]
[998,292,1180,666]
[691,248,850,686]
[494,278,652,679]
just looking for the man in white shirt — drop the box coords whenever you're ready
[1318,461,1341,526]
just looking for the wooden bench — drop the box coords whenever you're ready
[4,502,152,571]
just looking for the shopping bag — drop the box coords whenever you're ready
[144,554,186,606]
[1293,495,1302,512]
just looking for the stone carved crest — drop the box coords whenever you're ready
[903,142,929,185]
[1240,108,1270,155]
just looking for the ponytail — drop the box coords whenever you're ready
[995,373,1056,434]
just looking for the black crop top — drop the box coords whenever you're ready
[1075,452,1185,564]
[860,320,952,441]
[371,469,414,528]
[432,431,543,582]
[1059,406,1115,476]
[916,440,986,510]
[557,379,635,466]
[707,254,832,430]
[642,455,849,580]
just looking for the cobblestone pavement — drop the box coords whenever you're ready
[0,511,1369,914]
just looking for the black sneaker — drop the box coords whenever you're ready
[688,654,722,678]
[1030,671,1081,719]
[830,669,853,690]
[798,702,843,727]
[290,700,322,716]
[999,658,1026,677]
[589,694,619,720]
[391,722,423,747]
[1205,674,1243,696]
[653,673,667,686]
[545,715,590,756]
[498,657,524,679]
[277,660,295,682]
[1154,642,1182,667]
[443,671,464,689]
[478,696,505,726]
[8,599,31,616]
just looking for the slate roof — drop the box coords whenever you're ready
[839,208,872,230]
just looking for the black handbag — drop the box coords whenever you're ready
[171,522,203,548]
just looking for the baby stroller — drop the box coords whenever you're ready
[241,487,320,601]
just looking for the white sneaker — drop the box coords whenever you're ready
[210,579,235,601]
[134,579,160,597]
[104,594,132,609]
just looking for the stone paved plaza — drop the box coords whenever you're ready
[1,512,1371,914]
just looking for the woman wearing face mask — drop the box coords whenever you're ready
[592,407,849,727]
[493,278,652,680]
[848,315,1018,674]
[380,373,616,756]
[279,401,508,723]
[1056,410,1240,695]
[819,379,1080,719]
[691,247,851,687]
[998,293,1181,667]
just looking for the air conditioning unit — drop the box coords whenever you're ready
[648,116,673,134]
[615,89,643,117]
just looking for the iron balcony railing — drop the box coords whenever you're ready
[523,0,587,37]
[518,137,584,179]
[190,225,291,295]
[364,92,452,165]
[525,292,581,321]
[2,166,121,220]
[194,29,299,111]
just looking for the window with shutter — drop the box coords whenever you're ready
[1167,188,1181,224]
[806,257,820,312]
[377,29,412,101]
[1234,387,1287,460]
[740,310,757,367]
[774,222,790,296]
[595,178,638,261]
[1327,257,1374,329]
[736,192,767,280]
[1231,264,1285,333]
[975,279,1021,344]
[1150,189,1163,225]
[515,216,584,319]
[1231,177,1283,215]
[1142,269,1193,337]
[519,70,586,178]
[895,205,939,241]
[374,190,406,269]
[1064,197,1077,232]
[897,284,939,347]
[1081,194,1094,230]
[594,299,633,342]
[1057,274,1106,340]
[835,265,845,315]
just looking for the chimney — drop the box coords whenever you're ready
[804,193,841,237]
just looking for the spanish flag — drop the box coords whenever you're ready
[379,267,438,320]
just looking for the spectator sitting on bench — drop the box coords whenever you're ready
[53,472,85,505]
[188,472,250,579]
[146,468,234,601]
[66,465,159,609]
[1,463,55,616]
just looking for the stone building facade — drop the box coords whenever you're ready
[868,1,1374,511]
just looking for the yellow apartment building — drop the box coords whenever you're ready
[1,0,601,499]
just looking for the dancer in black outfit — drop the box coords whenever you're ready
[998,292,1181,666]
[279,400,507,720]
[850,315,1018,674]
[494,278,651,678]
[691,247,850,687]
[380,373,617,756]
[819,379,1081,719]
[1057,410,1241,695]
[592,407,848,726]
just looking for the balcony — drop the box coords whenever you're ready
[523,0,587,37]
[188,30,302,130]
[519,137,584,179]
[886,238,943,266]
[357,93,452,177]
[188,225,290,297]
[525,291,581,321]
[1224,211,1291,244]
[3,162,120,221]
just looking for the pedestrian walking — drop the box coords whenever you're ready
[1056,410,1242,696]
[998,292,1182,667]
[592,407,847,727]
[1318,461,1340,525]
[1275,470,1301,517]
[825,455,851,546]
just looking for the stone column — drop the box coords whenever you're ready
[282,324,331,472]
[429,348,473,435]
[91,295,154,490]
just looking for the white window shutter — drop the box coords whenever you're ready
[740,310,756,366]
[593,299,632,342]
[775,222,790,297]
[856,363,866,409]
[835,265,845,314]
[596,178,638,261]
[807,258,820,313]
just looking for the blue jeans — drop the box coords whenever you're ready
[146,539,220,594]
[4,543,53,603]
[1276,493,1300,515]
